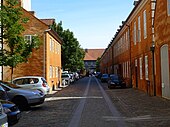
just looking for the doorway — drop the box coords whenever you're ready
[161,44,170,98]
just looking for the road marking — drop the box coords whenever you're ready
[68,77,91,127]
[45,96,103,102]
[95,78,127,127]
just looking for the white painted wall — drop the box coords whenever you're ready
[22,0,31,11]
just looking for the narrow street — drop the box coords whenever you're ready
[14,77,170,127]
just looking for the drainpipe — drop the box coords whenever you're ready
[150,0,157,96]
[126,24,132,88]
[43,29,51,78]
[0,0,3,80]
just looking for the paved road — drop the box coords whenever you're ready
[13,76,170,127]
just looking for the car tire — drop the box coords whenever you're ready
[12,96,29,111]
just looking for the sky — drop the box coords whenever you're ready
[31,0,135,49]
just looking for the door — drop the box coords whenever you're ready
[161,44,170,98]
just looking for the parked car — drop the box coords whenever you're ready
[12,76,50,95]
[101,74,109,82]
[0,102,8,127]
[107,74,126,89]
[0,80,45,110]
[1,100,21,126]
[62,73,71,85]
[0,86,21,125]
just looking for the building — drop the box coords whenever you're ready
[84,49,104,74]
[3,1,62,93]
[100,0,159,96]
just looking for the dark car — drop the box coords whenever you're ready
[0,86,21,125]
[1,100,21,126]
[101,74,109,82]
[107,74,126,89]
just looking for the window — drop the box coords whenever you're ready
[135,59,138,67]
[53,40,55,52]
[138,16,141,42]
[56,67,58,77]
[50,38,52,51]
[50,66,53,78]
[145,55,149,80]
[143,10,147,39]
[24,35,33,44]
[168,0,170,15]
[134,21,136,45]
[139,57,143,79]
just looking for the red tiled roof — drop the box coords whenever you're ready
[84,49,104,61]
[40,19,55,26]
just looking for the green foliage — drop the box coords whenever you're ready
[0,0,40,70]
[55,21,85,72]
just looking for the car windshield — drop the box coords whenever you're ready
[111,75,122,81]
[0,81,21,89]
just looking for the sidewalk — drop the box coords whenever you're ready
[106,88,170,126]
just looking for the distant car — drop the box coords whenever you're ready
[62,73,71,85]
[12,76,50,95]
[101,74,109,82]
[0,86,21,125]
[0,102,8,127]
[0,81,45,110]
[107,74,126,89]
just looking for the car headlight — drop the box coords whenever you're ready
[3,107,11,113]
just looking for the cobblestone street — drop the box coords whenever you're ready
[13,77,170,127]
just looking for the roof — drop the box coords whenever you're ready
[40,19,55,26]
[84,49,105,61]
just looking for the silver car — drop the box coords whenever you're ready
[0,81,45,110]
[12,76,50,95]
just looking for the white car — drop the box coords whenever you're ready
[12,76,50,95]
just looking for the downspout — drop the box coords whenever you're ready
[0,0,3,80]
[43,31,46,78]
[44,29,51,79]
[150,0,157,96]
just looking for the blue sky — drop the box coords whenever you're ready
[32,0,134,49]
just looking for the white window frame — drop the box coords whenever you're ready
[145,55,149,80]
[50,38,52,51]
[139,57,143,79]
[24,35,33,44]
[138,16,141,42]
[134,21,137,45]
[50,66,53,78]
[143,10,147,39]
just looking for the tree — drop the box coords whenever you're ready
[0,0,40,80]
[55,21,85,72]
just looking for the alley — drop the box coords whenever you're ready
[14,77,170,127]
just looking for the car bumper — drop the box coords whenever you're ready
[28,95,45,106]
[7,110,21,125]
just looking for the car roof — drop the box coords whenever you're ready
[13,76,45,79]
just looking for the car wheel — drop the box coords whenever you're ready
[12,96,29,111]
[108,85,111,89]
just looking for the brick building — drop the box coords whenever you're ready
[84,49,104,74]
[3,1,62,93]
[100,0,170,98]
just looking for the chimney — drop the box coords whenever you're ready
[133,0,139,6]
[85,49,88,53]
